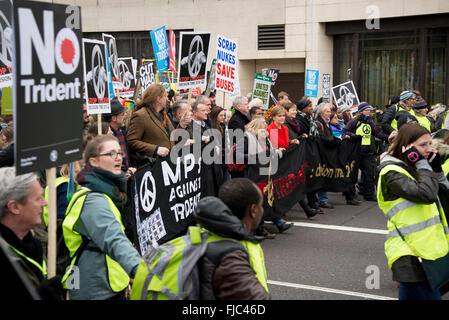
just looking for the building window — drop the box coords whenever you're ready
[334,28,448,108]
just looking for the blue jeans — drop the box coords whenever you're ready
[398,282,441,300]
[317,190,328,205]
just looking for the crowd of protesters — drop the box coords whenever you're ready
[2,83,449,301]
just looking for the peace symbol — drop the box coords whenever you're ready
[187,35,206,77]
[407,151,419,163]
[140,171,156,213]
[362,124,371,135]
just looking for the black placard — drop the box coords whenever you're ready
[13,0,84,174]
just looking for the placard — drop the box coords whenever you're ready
[177,32,211,91]
[82,39,111,114]
[252,73,272,110]
[150,26,170,73]
[331,80,360,114]
[305,69,319,98]
[13,0,84,174]
[117,57,136,98]
[215,34,238,95]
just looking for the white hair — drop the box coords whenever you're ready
[0,167,37,220]
[315,102,333,117]
[248,98,263,109]
[232,96,248,110]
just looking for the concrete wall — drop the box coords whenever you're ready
[35,0,449,106]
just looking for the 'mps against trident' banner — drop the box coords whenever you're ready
[125,150,202,255]
[247,138,361,219]
[13,0,84,174]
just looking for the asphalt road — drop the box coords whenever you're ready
[260,192,447,300]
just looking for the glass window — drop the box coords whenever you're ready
[360,31,419,108]
[426,29,447,106]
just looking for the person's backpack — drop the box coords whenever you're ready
[130,226,209,300]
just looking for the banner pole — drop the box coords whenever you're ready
[222,92,226,109]
[98,114,102,135]
[46,167,57,278]
[188,88,193,106]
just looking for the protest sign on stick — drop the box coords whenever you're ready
[13,0,84,277]
[150,26,170,73]
[252,73,272,110]
[177,32,211,92]
[82,38,110,136]
[331,80,360,114]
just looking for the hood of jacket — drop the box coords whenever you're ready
[378,152,408,172]
[193,196,262,242]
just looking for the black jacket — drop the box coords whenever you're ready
[194,197,270,300]
[228,110,249,133]
[0,143,14,168]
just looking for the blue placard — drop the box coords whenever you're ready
[305,69,319,98]
[150,26,170,73]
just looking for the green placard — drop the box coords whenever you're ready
[252,73,272,110]
[1,87,13,115]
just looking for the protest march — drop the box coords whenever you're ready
[2,0,449,307]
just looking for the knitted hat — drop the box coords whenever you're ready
[339,106,351,113]
[413,97,428,110]
[395,110,418,130]
[357,102,374,113]
[399,91,414,102]
[296,98,312,111]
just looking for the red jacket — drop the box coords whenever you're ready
[267,122,290,149]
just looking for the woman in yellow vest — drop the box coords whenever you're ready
[412,97,432,132]
[63,135,141,300]
[378,123,449,300]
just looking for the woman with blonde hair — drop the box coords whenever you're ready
[127,84,174,158]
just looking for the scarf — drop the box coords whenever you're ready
[285,115,301,134]
[148,105,171,136]
[298,111,319,137]
[76,165,127,208]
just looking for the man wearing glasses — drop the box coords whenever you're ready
[381,90,417,135]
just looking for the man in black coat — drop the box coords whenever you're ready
[228,96,250,132]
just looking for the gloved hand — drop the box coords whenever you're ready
[37,276,64,300]
[402,146,425,164]
[428,152,443,173]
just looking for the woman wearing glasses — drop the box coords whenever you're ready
[62,135,141,300]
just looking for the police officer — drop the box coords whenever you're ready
[344,102,390,201]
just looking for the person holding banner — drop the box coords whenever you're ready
[127,84,174,158]
[63,135,142,300]
[377,123,449,300]
[0,167,63,300]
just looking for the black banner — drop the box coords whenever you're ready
[125,151,202,255]
[13,0,84,174]
[247,138,361,219]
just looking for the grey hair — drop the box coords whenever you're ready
[315,102,333,117]
[172,99,188,118]
[0,167,37,220]
[195,95,210,105]
[232,96,248,110]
